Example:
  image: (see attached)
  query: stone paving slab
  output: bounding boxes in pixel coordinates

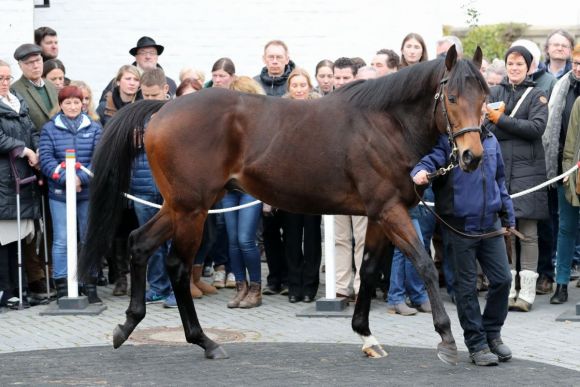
[0,343,579,387]
[1,267,579,375]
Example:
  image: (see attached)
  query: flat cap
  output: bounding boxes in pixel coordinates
[14,43,42,61]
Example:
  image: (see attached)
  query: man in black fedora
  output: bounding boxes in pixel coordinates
[99,36,176,102]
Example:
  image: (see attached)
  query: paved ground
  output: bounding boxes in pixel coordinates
[1,343,579,386]
[0,265,579,385]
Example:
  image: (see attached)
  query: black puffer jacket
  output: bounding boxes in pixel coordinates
[484,77,549,220]
[0,92,40,220]
[253,60,296,97]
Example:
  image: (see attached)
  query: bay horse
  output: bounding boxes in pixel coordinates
[79,46,488,365]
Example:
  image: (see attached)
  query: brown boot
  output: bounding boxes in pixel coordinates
[227,281,248,308]
[239,282,262,309]
[189,268,203,299]
[192,265,217,295]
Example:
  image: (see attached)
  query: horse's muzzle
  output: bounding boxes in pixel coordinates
[460,149,482,172]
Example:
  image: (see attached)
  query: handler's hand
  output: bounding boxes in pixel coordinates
[413,170,430,185]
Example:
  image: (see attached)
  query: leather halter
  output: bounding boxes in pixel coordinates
[433,76,481,152]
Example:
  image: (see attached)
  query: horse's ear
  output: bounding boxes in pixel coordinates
[472,46,483,69]
[445,45,457,71]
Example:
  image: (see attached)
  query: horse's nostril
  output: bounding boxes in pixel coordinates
[462,150,474,166]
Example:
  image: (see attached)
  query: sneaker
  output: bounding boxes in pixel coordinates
[387,303,418,316]
[225,273,236,288]
[145,290,167,304]
[469,348,499,366]
[163,292,178,308]
[213,270,226,288]
[202,265,213,278]
[262,285,281,295]
[279,285,289,296]
[488,338,512,362]
[414,300,432,313]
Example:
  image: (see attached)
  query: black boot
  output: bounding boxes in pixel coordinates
[54,278,68,302]
[83,278,103,305]
[550,284,568,304]
[112,238,129,296]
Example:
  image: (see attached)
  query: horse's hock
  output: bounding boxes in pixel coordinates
[128,327,260,346]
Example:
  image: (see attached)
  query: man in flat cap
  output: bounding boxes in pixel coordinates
[11,43,59,302]
[99,36,176,102]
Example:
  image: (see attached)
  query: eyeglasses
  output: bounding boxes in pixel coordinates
[266,55,285,61]
[550,43,571,49]
[137,50,158,56]
[0,76,14,83]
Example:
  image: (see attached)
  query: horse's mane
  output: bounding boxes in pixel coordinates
[333,58,489,111]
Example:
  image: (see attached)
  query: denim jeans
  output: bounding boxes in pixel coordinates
[194,200,230,271]
[442,220,511,353]
[222,191,262,283]
[555,185,579,285]
[387,213,428,305]
[134,194,171,296]
[49,199,89,279]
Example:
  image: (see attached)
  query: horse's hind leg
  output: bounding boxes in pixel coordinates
[379,204,458,365]
[166,211,228,360]
[113,207,172,349]
[352,221,392,358]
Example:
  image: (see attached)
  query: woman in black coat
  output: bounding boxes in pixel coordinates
[483,46,549,312]
[0,60,41,308]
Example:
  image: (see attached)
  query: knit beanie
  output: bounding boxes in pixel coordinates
[504,46,532,71]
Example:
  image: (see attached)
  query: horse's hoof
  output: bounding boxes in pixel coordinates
[113,325,129,349]
[205,345,229,360]
[437,342,458,365]
[363,345,388,358]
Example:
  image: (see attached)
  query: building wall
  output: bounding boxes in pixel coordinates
[1,0,34,77]
[32,0,445,95]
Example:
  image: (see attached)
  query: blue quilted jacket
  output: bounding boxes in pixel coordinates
[39,113,102,202]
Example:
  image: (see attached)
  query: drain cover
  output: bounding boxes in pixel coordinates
[129,327,259,345]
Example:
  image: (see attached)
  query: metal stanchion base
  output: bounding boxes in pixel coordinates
[555,302,580,322]
[39,296,107,316]
[295,297,352,318]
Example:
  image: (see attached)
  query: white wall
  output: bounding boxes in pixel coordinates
[1,0,34,78]
[33,0,445,95]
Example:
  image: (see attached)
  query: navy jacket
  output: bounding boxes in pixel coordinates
[39,113,102,202]
[411,132,515,233]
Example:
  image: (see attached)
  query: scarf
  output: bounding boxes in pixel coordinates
[60,113,83,133]
[542,71,573,180]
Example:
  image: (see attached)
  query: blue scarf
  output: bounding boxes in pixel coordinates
[61,113,83,133]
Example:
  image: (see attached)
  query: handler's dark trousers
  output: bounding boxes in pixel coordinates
[442,222,511,353]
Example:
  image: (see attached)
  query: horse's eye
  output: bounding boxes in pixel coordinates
[448,95,457,104]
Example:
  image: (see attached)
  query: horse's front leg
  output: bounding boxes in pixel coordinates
[352,221,392,358]
[379,204,458,365]
[167,211,228,360]
[113,208,172,349]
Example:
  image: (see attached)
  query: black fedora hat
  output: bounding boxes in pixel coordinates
[129,36,164,56]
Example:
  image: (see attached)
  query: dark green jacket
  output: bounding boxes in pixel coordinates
[11,76,58,132]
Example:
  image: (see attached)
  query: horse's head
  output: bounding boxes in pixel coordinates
[435,45,488,172]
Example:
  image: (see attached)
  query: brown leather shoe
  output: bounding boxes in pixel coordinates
[227,281,248,308]
[192,265,217,296]
[535,275,553,295]
[239,282,262,308]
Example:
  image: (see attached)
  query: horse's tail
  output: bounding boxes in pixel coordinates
[78,100,166,281]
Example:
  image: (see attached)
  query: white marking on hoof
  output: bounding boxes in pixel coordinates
[360,334,379,350]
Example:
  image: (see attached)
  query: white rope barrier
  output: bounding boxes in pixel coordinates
[72,163,580,212]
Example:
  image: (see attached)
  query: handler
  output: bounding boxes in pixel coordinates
[411,126,515,366]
